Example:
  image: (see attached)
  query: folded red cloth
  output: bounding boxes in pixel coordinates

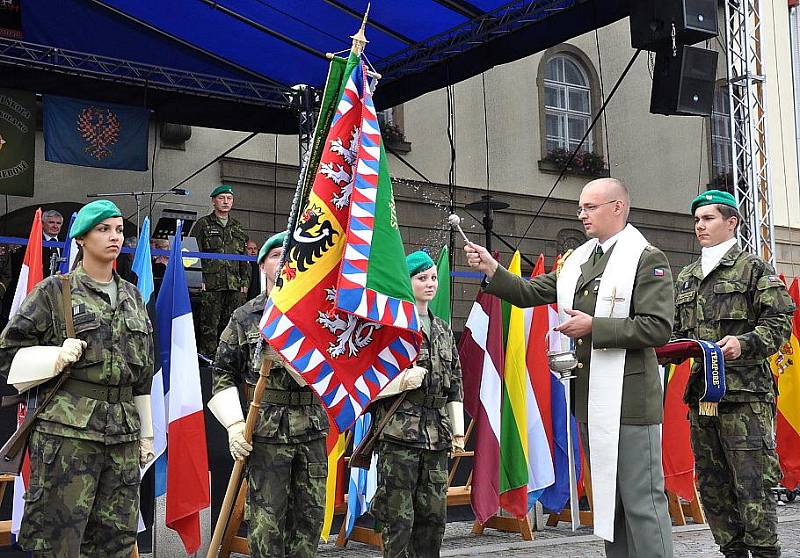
[655,340,705,360]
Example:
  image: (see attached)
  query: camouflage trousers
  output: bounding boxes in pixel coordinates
[20,430,139,557]
[372,441,449,558]
[245,437,327,558]
[689,402,782,558]
[198,289,245,357]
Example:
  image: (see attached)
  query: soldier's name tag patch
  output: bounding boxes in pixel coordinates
[72,303,86,316]
[653,268,665,277]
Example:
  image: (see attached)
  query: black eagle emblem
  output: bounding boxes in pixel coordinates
[282,205,338,280]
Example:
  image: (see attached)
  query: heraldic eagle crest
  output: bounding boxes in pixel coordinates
[76,106,121,160]
[282,204,338,280]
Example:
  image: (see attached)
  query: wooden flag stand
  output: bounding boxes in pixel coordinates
[0,473,15,546]
[666,488,706,525]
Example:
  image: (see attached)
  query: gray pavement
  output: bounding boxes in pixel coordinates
[317,501,800,557]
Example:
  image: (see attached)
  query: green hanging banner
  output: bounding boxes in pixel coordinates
[0,88,36,197]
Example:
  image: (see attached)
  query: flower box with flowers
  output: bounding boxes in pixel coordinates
[538,148,609,178]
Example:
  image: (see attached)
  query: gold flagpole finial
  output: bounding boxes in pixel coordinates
[350,3,370,55]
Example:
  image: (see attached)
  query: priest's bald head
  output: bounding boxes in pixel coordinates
[577,178,630,243]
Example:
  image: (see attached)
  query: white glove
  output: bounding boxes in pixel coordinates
[139,437,155,466]
[447,401,465,453]
[207,387,251,461]
[376,366,427,399]
[227,421,252,461]
[55,338,87,373]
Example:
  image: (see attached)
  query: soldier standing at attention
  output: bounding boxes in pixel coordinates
[0,200,155,557]
[208,231,329,558]
[191,184,250,358]
[465,178,674,558]
[672,190,794,558]
[370,250,464,558]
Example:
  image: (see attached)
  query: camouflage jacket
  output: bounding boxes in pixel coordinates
[673,244,795,404]
[0,265,154,444]
[190,212,250,291]
[374,312,463,451]
[212,292,328,444]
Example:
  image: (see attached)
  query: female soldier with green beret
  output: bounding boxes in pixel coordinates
[370,250,464,558]
[0,200,155,557]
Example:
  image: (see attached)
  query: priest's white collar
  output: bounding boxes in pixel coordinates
[598,227,625,253]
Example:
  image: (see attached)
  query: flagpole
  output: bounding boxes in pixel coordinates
[206,359,271,557]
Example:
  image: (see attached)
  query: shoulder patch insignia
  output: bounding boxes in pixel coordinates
[653,268,665,277]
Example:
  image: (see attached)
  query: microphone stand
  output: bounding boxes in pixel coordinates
[86,190,188,235]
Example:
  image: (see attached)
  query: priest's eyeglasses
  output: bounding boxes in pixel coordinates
[576,200,619,217]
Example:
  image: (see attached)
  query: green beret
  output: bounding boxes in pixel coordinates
[258,231,286,264]
[691,189,737,214]
[406,250,434,276]
[210,184,233,198]
[69,200,123,238]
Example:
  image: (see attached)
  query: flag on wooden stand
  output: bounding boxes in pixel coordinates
[460,290,504,524]
[8,208,43,537]
[770,278,800,490]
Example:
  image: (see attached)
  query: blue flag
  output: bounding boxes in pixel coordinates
[344,413,377,537]
[43,95,149,170]
[58,212,79,275]
[131,216,154,304]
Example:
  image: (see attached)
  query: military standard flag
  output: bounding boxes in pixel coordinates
[261,50,421,431]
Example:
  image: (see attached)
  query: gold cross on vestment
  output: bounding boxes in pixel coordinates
[602,287,626,316]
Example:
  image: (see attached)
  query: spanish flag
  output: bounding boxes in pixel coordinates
[770,278,800,490]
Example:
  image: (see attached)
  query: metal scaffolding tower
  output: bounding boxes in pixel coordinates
[724,0,776,264]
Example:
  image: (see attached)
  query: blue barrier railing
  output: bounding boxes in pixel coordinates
[0,236,487,279]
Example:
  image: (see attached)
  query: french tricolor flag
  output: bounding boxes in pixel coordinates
[9,208,44,537]
[155,220,209,554]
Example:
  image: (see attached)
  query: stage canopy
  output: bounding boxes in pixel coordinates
[0,0,629,133]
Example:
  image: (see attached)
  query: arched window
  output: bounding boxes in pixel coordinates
[543,54,593,154]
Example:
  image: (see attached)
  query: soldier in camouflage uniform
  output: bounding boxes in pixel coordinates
[370,250,464,558]
[0,200,154,557]
[673,190,795,558]
[208,231,329,558]
[191,184,251,357]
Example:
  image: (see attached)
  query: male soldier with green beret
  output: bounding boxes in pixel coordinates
[208,231,329,558]
[672,190,794,558]
[191,185,251,358]
[466,178,674,558]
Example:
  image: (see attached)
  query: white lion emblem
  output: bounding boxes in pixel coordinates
[317,287,381,358]
[320,126,359,209]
